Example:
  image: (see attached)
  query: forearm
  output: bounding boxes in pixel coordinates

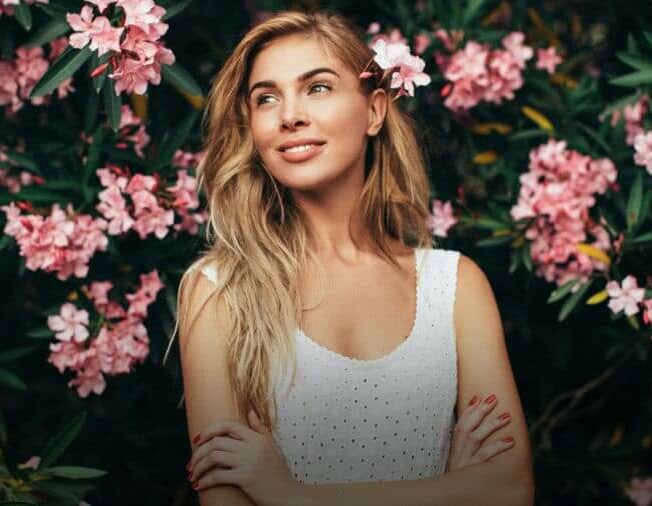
[292,460,533,506]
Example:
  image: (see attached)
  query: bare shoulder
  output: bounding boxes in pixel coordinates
[178,263,255,505]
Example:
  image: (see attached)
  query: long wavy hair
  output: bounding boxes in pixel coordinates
[164,10,435,435]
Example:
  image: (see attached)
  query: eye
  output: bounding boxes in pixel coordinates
[308,83,332,94]
[256,93,277,106]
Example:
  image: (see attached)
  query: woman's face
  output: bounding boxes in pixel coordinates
[247,33,384,192]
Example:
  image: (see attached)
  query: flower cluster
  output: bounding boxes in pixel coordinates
[66,0,175,95]
[1,202,109,281]
[436,32,535,111]
[607,94,649,146]
[0,37,74,114]
[426,199,458,238]
[47,270,163,397]
[0,0,47,17]
[95,160,206,239]
[624,476,652,506]
[510,139,618,289]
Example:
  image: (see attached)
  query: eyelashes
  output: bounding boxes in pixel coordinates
[255,82,333,106]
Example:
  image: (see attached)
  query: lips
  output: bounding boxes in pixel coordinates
[277,138,326,152]
[279,143,325,163]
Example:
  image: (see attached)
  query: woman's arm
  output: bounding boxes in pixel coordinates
[289,254,535,506]
[179,268,256,506]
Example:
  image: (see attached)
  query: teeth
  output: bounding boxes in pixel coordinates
[285,144,316,153]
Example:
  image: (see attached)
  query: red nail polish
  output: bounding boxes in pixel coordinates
[186,461,191,471]
[498,412,510,421]
[192,481,199,490]
[502,436,514,444]
[192,434,201,444]
[469,395,479,406]
[484,394,496,404]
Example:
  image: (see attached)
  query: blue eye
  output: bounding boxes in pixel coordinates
[256,94,276,106]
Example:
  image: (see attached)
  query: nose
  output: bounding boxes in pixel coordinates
[280,97,309,131]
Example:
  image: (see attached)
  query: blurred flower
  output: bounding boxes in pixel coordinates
[633,131,652,175]
[624,476,652,506]
[536,46,563,75]
[606,275,645,316]
[426,199,458,237]
[370,39,431,96]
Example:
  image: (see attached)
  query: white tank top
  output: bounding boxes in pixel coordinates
[197,247,460,485]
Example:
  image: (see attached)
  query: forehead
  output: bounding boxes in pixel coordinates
[248,33,348,85]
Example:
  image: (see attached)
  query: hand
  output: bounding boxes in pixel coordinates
[187,409,301,506]
[445,393,514,472]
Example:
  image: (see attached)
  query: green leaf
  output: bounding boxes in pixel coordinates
[630,230,652,244]
[39,466,108,479]
[600,91,642,119]
[26,326,54,339]
[0,235,12,252]
[509,248,522,274]
[609,69,652,87]
[5,151,38,171]
[35,0,81,18]
[558,279,593,322]
[84,126,105,185]
[91,51,110,94]
[476,235,513,247]
[38,412,87,470]
[521,244,533,272]
[548,279,578,303]
[626,172,644,230]
[14,2,33,31]
[161,62,202,97]
[0,367,26,390]
[473,216,509,230]
[162,0,193,20]
[24,17,70,48]
[30,45,92,98]
[644,31,652,49]
[576,122,611,154]
[103,77,121,133]
[616,51,652,71]
[0,346,36,363]
[508,129,550,142]
[462,0,488,25]
[2,187,64,204]
[153,109,199,169]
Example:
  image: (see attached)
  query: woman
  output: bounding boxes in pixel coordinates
[168,10,534,506]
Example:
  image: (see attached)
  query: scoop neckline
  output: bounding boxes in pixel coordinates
[295,247,423,367]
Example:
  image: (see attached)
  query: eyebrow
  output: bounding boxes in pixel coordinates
[247,67,340,99]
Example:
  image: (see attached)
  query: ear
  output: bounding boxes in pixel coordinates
[366,88,388,137]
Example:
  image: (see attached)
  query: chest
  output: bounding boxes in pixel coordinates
[297,251,417,362]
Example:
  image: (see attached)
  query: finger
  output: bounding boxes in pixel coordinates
[190,436,242,469]
[471,411,511,443]
[193,419,252,446]
[190,449,240,483]
[471,437,515,463]
[455,394,498,436]
[248,409,270,434]
[192,467,241,491]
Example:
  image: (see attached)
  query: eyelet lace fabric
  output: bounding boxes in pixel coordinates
[196,247,461,485]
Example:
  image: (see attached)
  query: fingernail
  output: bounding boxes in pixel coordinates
[192,481,199,490]
[186,461,192,471]
[192,434,201,444]
[484,394,496,404]
[502,436,514,444]
[469,395,479,406]
[498,412,510,421]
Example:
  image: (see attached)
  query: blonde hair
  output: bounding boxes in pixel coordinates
[164,10,435,434]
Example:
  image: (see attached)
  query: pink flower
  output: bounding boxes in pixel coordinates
[625,477,652,506]
[413,33,431,55]
[367,22,381,35]
[47,303,90,343]
[66,6,124,57]
[370,39,431,96]
[18,455,41,470]
[606,275,646,316]
[426,199,458,237]
[633,131,652,176]
[536,46,563,75]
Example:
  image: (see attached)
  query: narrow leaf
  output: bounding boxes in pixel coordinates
[103,78,121,133]
[0,346,36,363]
[153,109,198,169]
[25,17,69,48]
[626,172,643,230]
[631,230,652,244]
[38,412,87,470]
[161,62,202,97]
[558,279,593,322]
[609,69,652,87]
[30,46,92,98]
[162,0,193,20]
[14,2,33,31]
[548,279,578,303]
[0,368,27,390]
[616,51,652,71]
[39,466,108,479]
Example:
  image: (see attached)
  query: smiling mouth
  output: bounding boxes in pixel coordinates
[277,142,326,162]
[282,144,320,153]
